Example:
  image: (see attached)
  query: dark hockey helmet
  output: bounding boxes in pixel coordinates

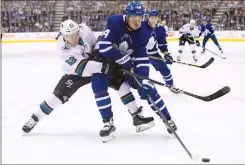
[148,9,160,16]
[125,1,145,17]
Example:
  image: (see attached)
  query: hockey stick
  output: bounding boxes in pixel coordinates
[149,55,214,69]
[186,37,225,59]
[121,69,230,102]
[185,36,225,59]
[133,77,203,161]
[201,46,226,59]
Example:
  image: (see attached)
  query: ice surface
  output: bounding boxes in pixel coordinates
[2,41,245,164]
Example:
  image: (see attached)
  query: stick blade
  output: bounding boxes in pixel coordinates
[202,86,231,101]
[200,57,214,68]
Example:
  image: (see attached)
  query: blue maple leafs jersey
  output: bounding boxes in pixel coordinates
[141,21,168,56]
[199,23,215,36]
[98,14,150,77]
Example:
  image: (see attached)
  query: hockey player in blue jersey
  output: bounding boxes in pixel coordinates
[92,1,177,142]
[141,9,180,94]
[199,20,223,54]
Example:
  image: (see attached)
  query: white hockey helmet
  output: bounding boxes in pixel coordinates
[162,20,166,26]
[60,19,79,40]
[190,19,196,28]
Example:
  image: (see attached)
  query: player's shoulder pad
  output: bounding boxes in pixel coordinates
[157,23,166,31]
[138,28,150,45]
[79,23,92,31]
[157,23,163,27]
[107,14,125,30]
[141,20,148,26]
[207,23,212,28]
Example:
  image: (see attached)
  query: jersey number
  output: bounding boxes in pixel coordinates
[65,56,77,66]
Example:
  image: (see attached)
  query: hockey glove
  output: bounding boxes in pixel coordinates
[182,34,189,41]
[101,59,122,76]
[137,80,155,100]
[195,40,200,47]
[164,53,173,65]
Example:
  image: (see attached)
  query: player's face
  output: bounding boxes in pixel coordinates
[65,31,79,46]
[128,16,143,30]
[149,16,159,27]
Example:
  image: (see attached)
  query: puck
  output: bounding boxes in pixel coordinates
[202,158,210,162]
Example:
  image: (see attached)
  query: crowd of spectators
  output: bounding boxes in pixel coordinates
[1,0,55,33]
[216,1,245,30]
[63,1,218,31]
[1,0,245,32]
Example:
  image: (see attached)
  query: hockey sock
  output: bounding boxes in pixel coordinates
[117,82,138,114]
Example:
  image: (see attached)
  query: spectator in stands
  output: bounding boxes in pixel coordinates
[2,0,244,32]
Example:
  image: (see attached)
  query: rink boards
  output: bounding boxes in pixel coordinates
[2,31,245,43]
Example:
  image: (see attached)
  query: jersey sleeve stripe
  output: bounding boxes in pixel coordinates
[136,64,150,68]
[134,57,149,61]
[98,41,112,44]
[99,46,113,53]
[75,59,87,75]
[147,50,158,54]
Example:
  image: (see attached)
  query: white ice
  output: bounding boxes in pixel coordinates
[2,41,245,164]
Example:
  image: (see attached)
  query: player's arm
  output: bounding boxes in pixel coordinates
[179,24,187,35]
[58,45,118,77]
[85,30,98,55]
[199,25,205,37]
[158,27,168,55]
[134,44,150,77]
[98,17,123,61]
[64,53,120,77]
[157,27,173,64]
[207,24,214,35]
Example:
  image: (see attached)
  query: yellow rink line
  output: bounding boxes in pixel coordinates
[1,38,245,43]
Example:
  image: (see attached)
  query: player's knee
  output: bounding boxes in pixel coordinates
[92,73,110,92]
[53,90,70,104]
[109,71,124,91]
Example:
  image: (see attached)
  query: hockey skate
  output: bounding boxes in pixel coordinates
[131,106,155,132]
[165,119,177,134]
[219,48,223,54]
[100,117,116,143]
[193,55,198,62]
[201,49,205,54]
[22,113,39,133]
[169,86,182,94]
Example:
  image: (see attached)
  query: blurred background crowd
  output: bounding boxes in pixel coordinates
[1,0,245,33]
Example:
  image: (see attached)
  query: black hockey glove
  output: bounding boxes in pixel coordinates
[164,53,173,65]
[101,59,122,76]
[182,34,189,41]
[196,40,200,47]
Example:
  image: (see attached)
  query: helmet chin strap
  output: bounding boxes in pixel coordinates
[127,23,136,31]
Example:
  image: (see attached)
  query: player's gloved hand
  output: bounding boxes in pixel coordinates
[196,40,200,47]
[101,59,122,76]
[164,53,173,65]
[182,34,189,41]
[137,80,155,100]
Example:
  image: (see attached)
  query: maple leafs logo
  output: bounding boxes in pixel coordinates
[113,41,133,55]
[146,36,157,50]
